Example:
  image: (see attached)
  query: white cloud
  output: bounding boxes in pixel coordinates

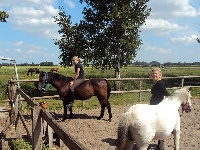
[143,19,186,30]
[172,0,200,17]
[15,41,24,46]
[64,0,75,8]
[171,35,199,45]
[14,48,22,52]
[145,46,172,54]
[147,0,200,19]
[141,19,188,35]
[10,7,45,17]
[27,49,38,54]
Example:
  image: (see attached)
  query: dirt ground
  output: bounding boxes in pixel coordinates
[0,99,199,150]
[55,98,200,150]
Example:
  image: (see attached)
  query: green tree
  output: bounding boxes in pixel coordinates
[0,11,9,22]
[53,7,88,67]
[54,1,151,76]
[79,0,150,73]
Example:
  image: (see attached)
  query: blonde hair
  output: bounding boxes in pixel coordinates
[151,67,162,77]
[71,56,80,61]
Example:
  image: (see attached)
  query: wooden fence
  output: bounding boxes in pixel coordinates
[1,86,87,150]
[9,75,200,102]
[1,76,200,150]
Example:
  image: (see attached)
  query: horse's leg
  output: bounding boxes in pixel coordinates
[106,102,112,122]
[97,103,105,120]
[62,98,68,120]
[69,107,73,118]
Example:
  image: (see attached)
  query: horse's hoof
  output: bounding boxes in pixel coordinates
[66,102,73,109]
[97,116,102,120]
[62,118,67,121]
[108,118,111,122]
[69,113,74,119]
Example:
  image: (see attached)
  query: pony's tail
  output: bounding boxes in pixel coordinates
[116,113,130,150]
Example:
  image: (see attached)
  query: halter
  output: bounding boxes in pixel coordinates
[38,72,50,91]
[181,98,192,113]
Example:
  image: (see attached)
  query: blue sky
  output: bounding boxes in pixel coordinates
[0,0,200,64]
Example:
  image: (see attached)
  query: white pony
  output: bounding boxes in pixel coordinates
[116,87,192,150]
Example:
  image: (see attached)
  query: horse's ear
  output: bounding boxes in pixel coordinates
[184,86,192,91]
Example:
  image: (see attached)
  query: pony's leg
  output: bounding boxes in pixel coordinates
[125,140,134,150]
[137,145,149,150]
[173,129,180,150]
[106,102,112,122]
[97,103,105,120]
[173,116,180,150]
[159,140,165,150]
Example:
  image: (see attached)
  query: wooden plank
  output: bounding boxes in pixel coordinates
[47,125,53,148]
[15,113,21,139]
[0,117,11,138]
[41,110,87,150]
[18,88,35,107]
[18,111,32,141]
[32,106,43,150]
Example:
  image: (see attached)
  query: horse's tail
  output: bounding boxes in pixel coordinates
[116,113,130,150]
[105,79,111,100]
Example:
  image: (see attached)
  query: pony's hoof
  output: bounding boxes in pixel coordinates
[108,118,112,122]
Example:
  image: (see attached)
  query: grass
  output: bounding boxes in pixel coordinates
[0,65,200,149]
[1,65,200,105]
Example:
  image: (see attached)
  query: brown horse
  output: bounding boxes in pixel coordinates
[37,71,112,121]
[50,68,59,73]
[27,68,40,76]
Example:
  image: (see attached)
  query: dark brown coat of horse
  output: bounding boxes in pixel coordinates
[27,68,40,76]
[37,71,112,121]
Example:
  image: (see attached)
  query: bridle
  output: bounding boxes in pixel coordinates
[181,98,192,113]
[38,72,49,91]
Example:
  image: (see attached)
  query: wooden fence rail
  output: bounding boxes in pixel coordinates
[1,87,87,150]
[1,76,200,150]
[8,75,200,102]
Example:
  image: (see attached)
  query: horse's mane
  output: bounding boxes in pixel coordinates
[48,72,73,82]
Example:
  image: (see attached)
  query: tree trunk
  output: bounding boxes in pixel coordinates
[114,50,121,91]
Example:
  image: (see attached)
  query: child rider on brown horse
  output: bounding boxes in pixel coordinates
[66,56,85,108]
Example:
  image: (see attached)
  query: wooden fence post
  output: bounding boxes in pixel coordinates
[32,106,43,150]
[139,80,142,102]
[181,77,185,87]
[47,124,53,148]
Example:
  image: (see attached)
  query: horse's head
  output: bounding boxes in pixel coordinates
[179,86,192,113]
[37,71,48,91]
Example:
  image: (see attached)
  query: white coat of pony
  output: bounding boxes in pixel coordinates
[116,87,192,150]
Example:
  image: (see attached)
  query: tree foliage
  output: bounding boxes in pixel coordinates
[53,7,88,67]
[53,0,151,70]
[0,11,9,22]
[197,38,200,43]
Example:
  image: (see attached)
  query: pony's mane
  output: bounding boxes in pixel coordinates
[162,87,190,103]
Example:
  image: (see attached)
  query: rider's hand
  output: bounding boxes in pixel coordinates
[70,81,74,86]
